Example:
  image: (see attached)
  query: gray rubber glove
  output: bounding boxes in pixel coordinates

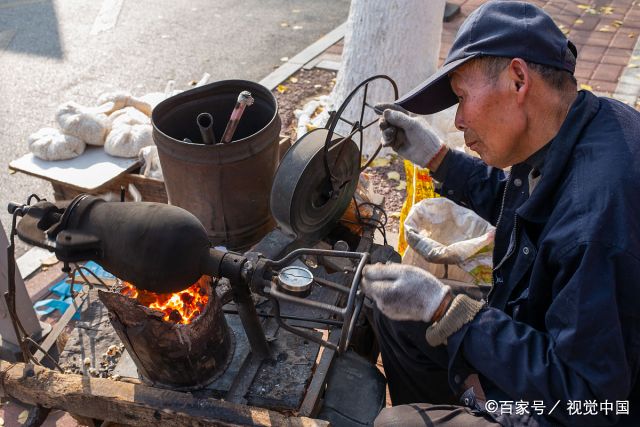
[376,103,444,168]
[361,263,451,323]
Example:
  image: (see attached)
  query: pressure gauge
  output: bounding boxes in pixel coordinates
[277,266,314,297]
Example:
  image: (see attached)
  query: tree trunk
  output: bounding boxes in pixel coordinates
[331,0,446,157]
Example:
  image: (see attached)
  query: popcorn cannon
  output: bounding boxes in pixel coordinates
[2,76,399,426]
[9,194,367,360]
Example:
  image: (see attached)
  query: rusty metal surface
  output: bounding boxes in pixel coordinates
[111,309,321,411]
[99,280,234,391]
[246,327,322,411]
[152,80,281,251]
[223,314,279,404]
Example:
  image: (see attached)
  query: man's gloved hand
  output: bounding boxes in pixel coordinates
[362,262,487,346]
[375,103,444,168]
[361,263,451,323]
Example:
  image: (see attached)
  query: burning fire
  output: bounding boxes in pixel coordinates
[120,276,210,324]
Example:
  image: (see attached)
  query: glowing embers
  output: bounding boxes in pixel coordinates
[119,276,209,324]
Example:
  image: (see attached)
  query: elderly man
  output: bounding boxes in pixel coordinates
[366,1,640,426]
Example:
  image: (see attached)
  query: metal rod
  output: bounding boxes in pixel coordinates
[222,308,342,327]
[266,284,345,316]
[359,82,369,127]
[337,116,355,126]
[197,112,216,145]
[6,210,34,364]
[31,292,87,365]
[267,248,365,269]
[268,297,338,351]
[221,91,254,143]
[343,291,365,353]
[232,287,271,358]
[361,117,379,131]
[313,276,350,294]
[221,253,272,360]
[338,252,369,352]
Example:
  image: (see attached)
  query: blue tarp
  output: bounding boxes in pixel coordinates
[34,261,114,319]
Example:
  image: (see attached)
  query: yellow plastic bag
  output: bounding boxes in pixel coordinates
[397,160,439,255]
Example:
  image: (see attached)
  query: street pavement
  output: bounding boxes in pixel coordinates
[0,0,350,256]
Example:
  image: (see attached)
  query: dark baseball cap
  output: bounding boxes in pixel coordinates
[396,0,578,115]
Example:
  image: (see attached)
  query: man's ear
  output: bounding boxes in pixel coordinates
[508,58,530,102]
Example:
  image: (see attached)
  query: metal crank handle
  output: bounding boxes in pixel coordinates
[374,105,400,148]
[378,121,398,147]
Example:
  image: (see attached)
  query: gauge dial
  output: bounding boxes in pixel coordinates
[277,266,314,296]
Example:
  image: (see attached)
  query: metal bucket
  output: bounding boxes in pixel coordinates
[152,80,281,250]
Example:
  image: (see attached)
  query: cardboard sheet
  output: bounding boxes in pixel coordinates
[9,147,140,190]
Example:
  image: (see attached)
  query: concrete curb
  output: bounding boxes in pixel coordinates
[259,22,346,90]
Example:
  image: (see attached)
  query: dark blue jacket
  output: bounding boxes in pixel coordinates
[431,91,640,426]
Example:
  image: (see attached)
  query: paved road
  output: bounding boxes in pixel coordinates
[0,0,349,256]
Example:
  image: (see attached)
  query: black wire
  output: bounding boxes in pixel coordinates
[350,196,388,245]
[26,194,42,205]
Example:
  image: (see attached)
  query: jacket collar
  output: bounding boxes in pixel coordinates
[524,141,551,173]
[516,90,601,223]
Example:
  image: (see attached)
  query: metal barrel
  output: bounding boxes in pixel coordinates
[152,80,281,251]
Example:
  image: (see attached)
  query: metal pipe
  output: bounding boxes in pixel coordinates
[265,284,345,316]
[268,297,338,351]
[221,91,254,143]
[214,251,271,360]
[313,276,351,294]
[266,248,365,269]
[230,278,271,359]
[222,308,343,327]
[197,112,216,145]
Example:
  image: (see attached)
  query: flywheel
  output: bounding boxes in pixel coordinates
[270,128,359,243]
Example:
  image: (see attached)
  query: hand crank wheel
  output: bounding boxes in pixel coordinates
[324,75,399,176]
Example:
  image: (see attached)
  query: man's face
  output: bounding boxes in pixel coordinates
[449,62,525,168]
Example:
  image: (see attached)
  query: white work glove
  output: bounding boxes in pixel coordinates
[362,262,486,346]
[361,263,451,323]
[376,103,444,168]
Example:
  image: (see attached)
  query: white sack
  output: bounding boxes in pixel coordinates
[27,127,86,161]
[55,101,110,146]
[403,198,495,286]
[108,107,150,127]
[104,124,153,158]
[97,91,152,116]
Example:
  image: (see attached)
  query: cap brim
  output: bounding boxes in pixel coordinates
[395,55,479,115]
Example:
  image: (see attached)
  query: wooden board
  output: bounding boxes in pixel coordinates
[0,361,329,427]
[9,147,139,191]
